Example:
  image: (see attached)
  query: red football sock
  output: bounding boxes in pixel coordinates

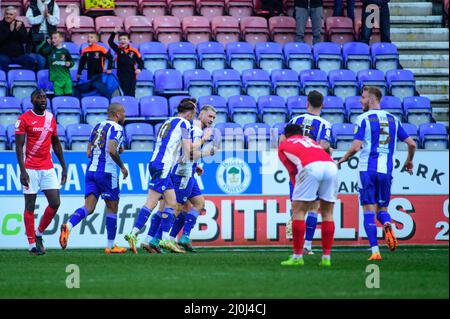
[38,206,58,234]
[292,220,306,255]
[321,221,335,256]
[24,210,36,244]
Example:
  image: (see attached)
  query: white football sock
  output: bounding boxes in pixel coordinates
[293,254,303,259]
[371,246,380,254]
[107,240,114,249]
[131,227,140,236]
[304,240,312,249]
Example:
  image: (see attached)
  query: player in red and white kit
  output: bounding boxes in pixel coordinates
[278,124,338,267]
[15,89,67,255]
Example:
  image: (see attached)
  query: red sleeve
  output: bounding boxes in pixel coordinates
[52,117,57,136]
[278,141,298,185]
[15,115,26,135]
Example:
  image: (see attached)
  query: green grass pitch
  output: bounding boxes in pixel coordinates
[0,246,448,299]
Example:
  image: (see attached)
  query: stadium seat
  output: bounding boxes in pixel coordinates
[0,124,7,150]
[197,0,226,19]
[243,122,271,150]
[287,95,308,117]
[397,123,419,151]
[214,122,244,150]
[342,42,371,74]
[258,95,287,127]
[211,16,240,46]
[228,95,258,126]
[419,123,449,150]
[300,69,329,97]
[268,16,296,45]
[325,16,355,44]
[22,96,51,112]
[111,96,140,118]
[168,42,198,74]
[403,96,433,126]
[357,69,387,96]
[304,18,325,45]
[313,42,342,74]
[271,69,301,101]
[124,16,153,45]
[182,16,211,45]
[241,69,272,101]
[52,96,82,126]
[71,69,88,83]
[125,122,155,150]
[56,124,67,150]
[198,95,228,122]
[386,69,416,101]
[226,42,255,74]
[95,16,125,44]
[345,96,363,123]
[114,0,139,18]
[81,96,109,126]
[270,122,287,148]
[0,97,21,128]
[283,42,313,74]
[139,42,169,73]
[332,123,355,150]
[168,0,196,19]
[380,96,404,121]
[197,42,227,74]
[371,42,399,74]
[62,42,80,71]
[0,71,7,97]
[140,0,167,20]
[255,42,284,73]
[328,69,358,101]
[6,124,16,150]
[240,16,269,46]
[66,123,93,151]
[153,16,183,46]
[226,0,254,18]
[169,95,193,116]
[140,96,169,121]
[154,69,184,94]
[322,96,345,124]
[7,70,38,101]
[37,69,54,92]
[67,16,95,46]
[134,70,154,100]
[212,69,242,100]
[183,69,213,99]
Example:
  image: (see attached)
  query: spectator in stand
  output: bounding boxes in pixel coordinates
[26,0,60,70]
[260,0,284,17]
[77,33,113,81]
[0,6,36,71]
[294,0,323,44]
[360,0,391,44]
[333,0,355,22]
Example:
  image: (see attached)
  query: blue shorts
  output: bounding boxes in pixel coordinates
[172,174,202,204]
[358,171,393,207]
[85,171,120,201]
[149,163,173,194]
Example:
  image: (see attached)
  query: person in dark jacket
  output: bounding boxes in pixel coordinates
[360,0,391,44]
[77,33,113,81]
[295,0,323,44]
[0,7,36,71]
[108,26,144,97]
[333,0,355,21]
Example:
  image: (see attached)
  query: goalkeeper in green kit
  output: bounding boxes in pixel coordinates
[37,31,74,96]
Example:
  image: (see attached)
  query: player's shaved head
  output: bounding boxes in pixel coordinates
[284,124,303,138]
[108,103,125,125]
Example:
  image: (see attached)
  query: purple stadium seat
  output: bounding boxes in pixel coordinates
[313,42,342,73]
[328,69,358,101]
[6,123,16,149]
[386,69,416,100]
[332,123,355,150]
[154,69,184,93]
[0,70,7,96]
[140,96,169,119]
[241,69,272,100]
[345,95,363,123]
[283,42,313,73]
[52,96,81,126]
[403,96,432,126]
[380,95,404,120]
[342,42,371,73]
[62,42,80,67]
[198,95,228,122]
[211,16,240,46]
[135,69,154,99]
[397,123,419,150]
[254,42,283,73]
[183,69,213,99]
[125,122,155,150]
[300,69,329,97]
[287,95,307,117]
[168,42,198,73]
[270,122,287,148]
[7,69,38,101]
[258,95,287,127]
[228,95,258,126]
[271,69,300,101]
[357,69,387,96]
[0,97,21,128]
[243,122,271,150]
[0,124,6,150]
[371,42,399,73]
[81,96,109,126]
[37,69,54,92]
[322,96,345,123]
[212,69,242,100]
[226,42,255,74]
[139,42,169,73]
[214,121,244,150]
[419,123,449,150]
[169,95,193,116]
[56,123,67,149]
[111,96,140,117]
[197,42,226,73]
[65,123,93,150]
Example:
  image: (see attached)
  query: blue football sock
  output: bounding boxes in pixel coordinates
[170,213,186,239]
[161,208,174,240]
[106,213,117,248]
[147,212,162,238]
[364,212,378,248]
[376,211,392,226]
[155,224,163,240]
[305,212,318,241]
[134,206,152,230]
[68,206,88,229]
[183,208,200,237]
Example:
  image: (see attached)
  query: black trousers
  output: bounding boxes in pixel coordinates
[119,75,137,97]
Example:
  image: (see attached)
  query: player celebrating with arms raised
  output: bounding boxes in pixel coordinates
[278,124,338,267]
[338,87,417,260]
[59,103,128,253]
[15,89,67,255]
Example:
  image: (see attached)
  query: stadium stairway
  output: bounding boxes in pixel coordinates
[390,0,449,126]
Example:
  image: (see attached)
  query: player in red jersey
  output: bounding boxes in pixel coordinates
[278,124,338,267]
[15,89,67,256]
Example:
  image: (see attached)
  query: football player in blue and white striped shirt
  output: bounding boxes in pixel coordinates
[338,87,416,261]
[60,103,128,253]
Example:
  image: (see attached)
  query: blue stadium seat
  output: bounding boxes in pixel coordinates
[135,70,154,100]
[0,97,21,128]
[255,42,284,73]
[328,69,358,101]
[198,95,228,123]
[386,69,416,101]
[214,122,244,150]
[241,69,272,100]
[0,71,7,96]
[332,123,355,150]
[6,124,16,150]
[111,96,140,118]
[226,42,255,74]
[243,122,271,151]
[271,122,287,148]
[169,95,193,116]
[403,96,432,126]
[313,42,342,74]
[287,95,308,117]
[371,42,399,74]
[139,42,169,73]
[228,95,258,127]
[154,69,184,94]
[357,69,387,96]
[397,123,419,151]
[168,42,198,74]
[7,70,38,101]
[271,69,300,101]
[258,95,288,127]
[125,123,155,150]
[62,42,81,71]
[300,69,329,97]
[183,69,213,99]
[283,42,313,73]
[140,96,169,120]
[345,96,363,123]
[197,42,226,74]
[56,124,67,150]
[0,124,7,150]
[380,96,404,121]
[212,69,242,100]
[342,42,371,74]
[52,96,82,126]
[37,69,54,92]
[322,96,346,124]
[66,123,93,151]
[419,123,449,150]
[81,96,109,126]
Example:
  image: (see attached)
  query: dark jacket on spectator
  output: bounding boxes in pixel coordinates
[295,0,323,8]
[0,19,29,57]
[362,0,390,5]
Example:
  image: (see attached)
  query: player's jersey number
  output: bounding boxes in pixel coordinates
[159,122,172,139]
[299,124,315,139]
[92,128,107,149]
